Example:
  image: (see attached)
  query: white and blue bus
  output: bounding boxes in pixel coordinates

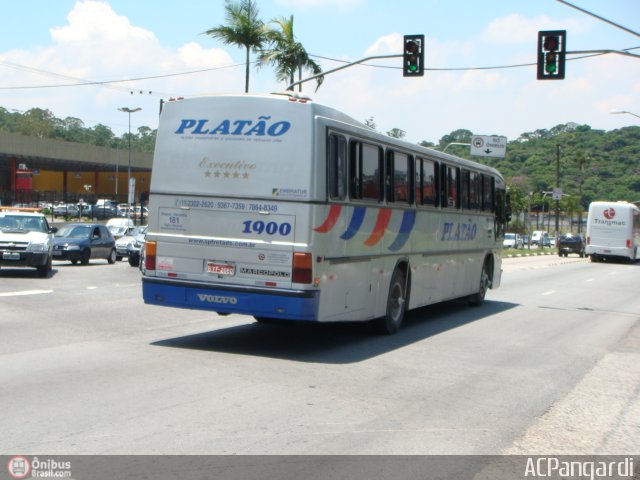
[142,93,509,334]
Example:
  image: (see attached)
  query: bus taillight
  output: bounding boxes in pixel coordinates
[292,252,312,284]
[145,241,157,270]
[627,239,632,248]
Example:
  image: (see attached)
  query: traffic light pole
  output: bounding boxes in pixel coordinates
[287,54,402,91]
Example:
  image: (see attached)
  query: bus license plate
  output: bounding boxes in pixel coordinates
[207,262,235,276]
[2,252,20,260]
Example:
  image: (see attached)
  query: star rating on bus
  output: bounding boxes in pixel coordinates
[204,170,251,180]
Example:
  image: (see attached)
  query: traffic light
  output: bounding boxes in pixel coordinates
[403,34,424,77]
[537,30,566,80]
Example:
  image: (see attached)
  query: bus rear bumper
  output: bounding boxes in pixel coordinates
[142,278,320,321]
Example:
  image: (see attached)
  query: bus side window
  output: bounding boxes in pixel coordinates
[443,165,459,209]
[470,172,481,210]
[460,169,470,210]
[414,158,423,205]
[417,158,438,206]
[328,133,347,200]
[387,150,410,204]
[482,174,494,212]
[495,187,509,237]
[350,141,382,202]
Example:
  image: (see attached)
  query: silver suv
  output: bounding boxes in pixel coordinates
[0,209,56,277]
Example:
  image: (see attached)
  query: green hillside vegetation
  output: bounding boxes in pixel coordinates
[2,107,638,215]
[421,124,640,223]
[0,106,156,153]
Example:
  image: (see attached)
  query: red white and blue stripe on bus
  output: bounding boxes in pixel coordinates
[313,205,415,252]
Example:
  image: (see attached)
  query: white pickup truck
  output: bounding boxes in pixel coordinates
[0,208,56,277]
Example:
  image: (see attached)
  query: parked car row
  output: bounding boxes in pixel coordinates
[48,201,148,220]
[502,230,586,258]
[1,207,148,277]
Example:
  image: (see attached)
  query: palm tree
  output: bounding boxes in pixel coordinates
[259,16,323,92]
[204,0,267,93]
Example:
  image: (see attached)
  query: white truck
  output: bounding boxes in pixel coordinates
[585,201,640,262]
[0,208,56,277]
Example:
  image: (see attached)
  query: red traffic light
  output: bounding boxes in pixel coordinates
[405,40,419,55]
[543,35,559,51]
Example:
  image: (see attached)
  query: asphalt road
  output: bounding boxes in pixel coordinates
[0,254,638,455]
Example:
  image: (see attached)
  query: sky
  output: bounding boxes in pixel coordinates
[0,0,638,144]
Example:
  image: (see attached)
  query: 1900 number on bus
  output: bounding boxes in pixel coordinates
[242,220,292,236]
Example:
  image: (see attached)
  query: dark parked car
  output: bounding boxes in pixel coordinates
[52,224,117,265]
[90,205,119,220]
[53,204,79,217]
[558,233,586,257]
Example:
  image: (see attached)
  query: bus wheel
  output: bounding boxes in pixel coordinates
[374,268,406,335]
[468,260,490,307]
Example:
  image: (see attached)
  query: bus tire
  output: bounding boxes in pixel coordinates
[373,268,407,335]
[468,259,490,307]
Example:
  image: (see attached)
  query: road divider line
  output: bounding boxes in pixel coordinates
[0,289,54,297]
[542,290,556,296]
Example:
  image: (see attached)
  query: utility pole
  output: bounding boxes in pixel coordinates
[555,144,561,235]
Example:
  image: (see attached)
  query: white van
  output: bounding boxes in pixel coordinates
[531,230,547,246]
[503,233,522,249]
[586,201,640,262]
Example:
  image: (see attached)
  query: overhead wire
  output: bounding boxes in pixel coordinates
[0,45,638,93]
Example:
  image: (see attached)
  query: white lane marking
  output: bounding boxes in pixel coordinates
[542,290,556,296]
[586,278,595,283]
[0,289,54,297]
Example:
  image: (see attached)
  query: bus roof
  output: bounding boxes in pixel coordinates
[162,92,504,182]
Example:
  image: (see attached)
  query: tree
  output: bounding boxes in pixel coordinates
[204,0,267,93]
[364,117,377,131]
[259,15,323,92]
[438,129,473,149]
[16,108,55,138]
[387,128,406,139]
[90,124,115,147]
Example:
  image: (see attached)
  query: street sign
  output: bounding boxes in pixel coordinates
[470,135,507,158]
[552,188,563,201]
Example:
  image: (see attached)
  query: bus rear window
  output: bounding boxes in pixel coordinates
[328,134,347,200]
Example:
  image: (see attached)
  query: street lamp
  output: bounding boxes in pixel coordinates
[118,107,141,223]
